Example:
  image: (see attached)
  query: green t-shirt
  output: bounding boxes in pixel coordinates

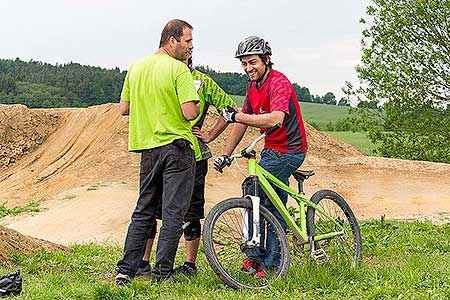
[121,54,199,151]
[191,69,236,160]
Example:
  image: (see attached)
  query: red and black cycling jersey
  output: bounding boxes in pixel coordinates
[242,69,308,154]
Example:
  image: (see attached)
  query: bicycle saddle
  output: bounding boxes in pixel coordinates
[292,170,315,182]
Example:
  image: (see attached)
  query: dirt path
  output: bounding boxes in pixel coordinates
[3,158,450,246]
[1,104,450,246]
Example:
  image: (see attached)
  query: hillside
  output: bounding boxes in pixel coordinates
[1,104,449,245]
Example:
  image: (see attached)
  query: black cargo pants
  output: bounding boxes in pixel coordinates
[116,139,195,278]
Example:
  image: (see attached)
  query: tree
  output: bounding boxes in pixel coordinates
[312,95,323,104]
[357,100,378,109]
[0,74,17,95]
[338,97,350,106]
[323,92,337,105]
[292,83,312,102]
[0,58,126,108]
[349,0,450,163]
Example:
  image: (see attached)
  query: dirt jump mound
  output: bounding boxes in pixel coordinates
[0,225,66,262]
[0,104,61,169]
[0,103,449,245]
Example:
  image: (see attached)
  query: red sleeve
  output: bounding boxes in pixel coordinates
[241,95,253,113]
[268,77,291,114]
[241,81,254,113]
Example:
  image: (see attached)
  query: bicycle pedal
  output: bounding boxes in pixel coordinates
[310,249,329,264]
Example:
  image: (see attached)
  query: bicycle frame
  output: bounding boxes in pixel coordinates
[245,157,345,245]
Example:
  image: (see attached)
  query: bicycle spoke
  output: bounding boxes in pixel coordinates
[205,200,289,289]
[311,197,358,265]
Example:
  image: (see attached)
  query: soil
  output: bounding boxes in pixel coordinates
[0,104,60,169]
[0,225,67,262]
[1,103,450,247]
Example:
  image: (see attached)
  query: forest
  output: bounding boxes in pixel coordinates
[0,58,345,108]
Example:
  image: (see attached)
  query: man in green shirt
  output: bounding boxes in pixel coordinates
[115,19,200,285]
[136,57,237,278]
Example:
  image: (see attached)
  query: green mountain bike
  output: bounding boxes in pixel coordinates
[203,125,362,289]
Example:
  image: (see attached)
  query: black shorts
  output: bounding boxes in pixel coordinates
[155,159,208,221]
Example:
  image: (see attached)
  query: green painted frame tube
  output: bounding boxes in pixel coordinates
[254,164,344,240]
[248,159,257,176]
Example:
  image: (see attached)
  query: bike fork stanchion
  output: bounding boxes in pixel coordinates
[242,195,261,248]
[241,208,249,243]
[240,175,262,249]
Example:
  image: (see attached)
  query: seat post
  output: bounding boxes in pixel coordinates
[298,180,304,194]
[293,170,315,194]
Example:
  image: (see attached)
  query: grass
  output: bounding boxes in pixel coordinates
[230,94,245,106]
[325,131,379,156]
[299,102,351,130]
[87,185,99,191]
[1,220,450,299]
[0,201,42,219]
[62,195,78,200]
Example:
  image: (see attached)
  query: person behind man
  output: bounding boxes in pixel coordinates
[114,19,200,285]
[215,36,308,278]
[135,56,237,277]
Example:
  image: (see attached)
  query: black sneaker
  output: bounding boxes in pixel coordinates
[173,264,197,277]
[150,270,177,283]
[135,264,152,278]
[115,273,132,286]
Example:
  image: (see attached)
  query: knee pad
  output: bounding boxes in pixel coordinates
[183,219,201,241]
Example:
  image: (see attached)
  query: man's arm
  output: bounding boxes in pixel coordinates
[193,105,239,143]
[119,100,130,116]
[235,110,284,128]
[193,117,227,143]
[223,122,248,156]
[181,101,200,121]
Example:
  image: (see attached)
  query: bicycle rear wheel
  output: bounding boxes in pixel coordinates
[203,197,290,289]
[306,190,362,267]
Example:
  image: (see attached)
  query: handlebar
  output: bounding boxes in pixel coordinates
[230,123,281,160]
[264,123,282,136]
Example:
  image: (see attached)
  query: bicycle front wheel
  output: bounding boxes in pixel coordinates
[203,197,290,289]
[306,190,362,267]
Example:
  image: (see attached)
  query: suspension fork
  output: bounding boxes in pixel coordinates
[241,159,261,248]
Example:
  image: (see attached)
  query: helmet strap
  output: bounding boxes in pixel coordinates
[256,58,270,86]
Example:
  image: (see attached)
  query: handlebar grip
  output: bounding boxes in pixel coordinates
[264,123,282,136]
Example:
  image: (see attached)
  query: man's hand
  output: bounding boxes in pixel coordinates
[241,148,256,159]
[213,155,233,173]
[119,100,130,116]
[221,106,238,123]
[192,126,212,143]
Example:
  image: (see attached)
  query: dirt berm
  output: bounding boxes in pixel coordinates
[0,225,67,262]
[1,103,450,245]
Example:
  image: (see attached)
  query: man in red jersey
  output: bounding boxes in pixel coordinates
[214,36,308,278]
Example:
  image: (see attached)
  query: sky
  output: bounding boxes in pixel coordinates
[1,0,371,100]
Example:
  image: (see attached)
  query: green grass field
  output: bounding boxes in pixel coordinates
[2,220,450,299]
[299,102,351,130]
[325,131,379,156]
[230,94,245,106]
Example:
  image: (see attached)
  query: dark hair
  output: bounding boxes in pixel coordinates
[259,55,273,68]
[159,19,193,48]
[187,57,194,71]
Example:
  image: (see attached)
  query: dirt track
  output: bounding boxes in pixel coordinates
[1,104,450,246]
